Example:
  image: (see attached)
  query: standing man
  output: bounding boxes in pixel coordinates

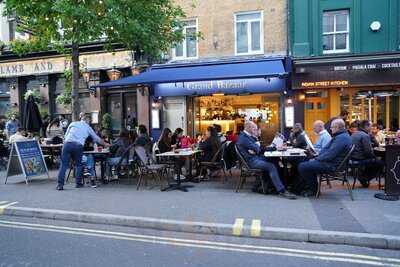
[236,121,296,199]
[298,119,352,196]
[313,120,332,153]
[325,110,349,135]
[5,114,19,139]
[57,113,110,190]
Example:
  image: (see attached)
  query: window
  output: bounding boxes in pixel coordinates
[235,11,263,55]
[322,10,349,54]
[173,19,198,59]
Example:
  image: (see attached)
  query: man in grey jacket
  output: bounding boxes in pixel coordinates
[351,120,384,187]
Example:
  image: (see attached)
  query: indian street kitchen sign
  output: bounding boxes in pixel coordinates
[0,51,132,78]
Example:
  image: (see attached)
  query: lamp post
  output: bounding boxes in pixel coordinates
[107,66,122,81]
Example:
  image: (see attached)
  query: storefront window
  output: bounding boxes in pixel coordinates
[54,77,71,115]
[78,92,91,114]
[108,94,122,131]
[0,81,10,119]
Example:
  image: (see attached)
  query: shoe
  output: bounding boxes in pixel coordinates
[174,174,186,180]
[56,185,64,191]
[359,178,370,188]
[90,179,97,188]
[75,183,84,188]
[279,190,297,200]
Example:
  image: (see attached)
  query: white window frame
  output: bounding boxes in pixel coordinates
[322,10,350,54]
[172,18,198,60]
[234,10,264,56]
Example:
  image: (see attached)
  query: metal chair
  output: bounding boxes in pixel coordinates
[134,146,168,190]
[234,145,266,193]
[317,145,355,200]
[197,142,229,182]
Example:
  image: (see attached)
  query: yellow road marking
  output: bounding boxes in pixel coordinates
[251,219,261,237]
[0,202,18,215]
[232,218,244,236]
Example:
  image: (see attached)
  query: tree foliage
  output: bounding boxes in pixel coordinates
[4,0,186,57]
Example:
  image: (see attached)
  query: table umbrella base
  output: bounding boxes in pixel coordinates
[374,193,399,201]
[161,183,194,192]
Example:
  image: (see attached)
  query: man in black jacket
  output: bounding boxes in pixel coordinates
[351,120,384,187]
[325,110,349,135]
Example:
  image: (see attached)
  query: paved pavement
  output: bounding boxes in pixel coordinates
[1,169,399,238]
[1,216,399,267]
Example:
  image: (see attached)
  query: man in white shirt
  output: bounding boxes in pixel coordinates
[57,113,110,191]
[9,128,29,144]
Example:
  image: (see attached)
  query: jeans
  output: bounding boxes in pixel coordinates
[298,160,335,192]
[57,142,83,186]
[248,158,285,193]
[354,158,384,181]
[82,154,95,177]
[106,157,122,177]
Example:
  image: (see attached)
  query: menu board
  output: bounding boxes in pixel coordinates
[6,140,49,184]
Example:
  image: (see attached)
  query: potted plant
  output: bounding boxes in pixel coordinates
[101,113,113,138]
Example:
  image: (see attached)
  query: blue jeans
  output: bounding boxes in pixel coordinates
[82,154,95,177]
[248,158,285,193]
[57,142,83,186]
[106,157,122,177]
[298,160,335,192]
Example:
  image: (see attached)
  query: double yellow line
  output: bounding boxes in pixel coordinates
[0,201,18,215]
[233,218,261,237]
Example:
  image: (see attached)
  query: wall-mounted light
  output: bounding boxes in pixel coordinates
[370,21,381,32]
[89,87,97,97]
[82,68,91,84]
[10,85,16,90]
[40,83,47,87]
[107,66,122,81]
[286,98,293,105]
[12,102,18,107]
[131,60,140,76]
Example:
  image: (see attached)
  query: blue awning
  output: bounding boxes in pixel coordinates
[96,57,288,88]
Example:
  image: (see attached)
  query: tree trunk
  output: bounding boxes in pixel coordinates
[71,42,80,121]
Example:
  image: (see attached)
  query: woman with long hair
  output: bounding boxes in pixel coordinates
[199,126,221,162]
[157,128,172,153]
[106,129,131,179]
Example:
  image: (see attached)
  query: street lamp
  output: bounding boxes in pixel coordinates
[82,68,91,84]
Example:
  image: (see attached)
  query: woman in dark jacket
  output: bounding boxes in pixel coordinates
[171,128,184,148]
[199,126,221,162]
[157,128,173,153]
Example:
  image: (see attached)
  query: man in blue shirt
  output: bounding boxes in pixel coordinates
[298,119,352,196]
[313,120,332,153]
[5,115,19,138]
[57,113,110,190]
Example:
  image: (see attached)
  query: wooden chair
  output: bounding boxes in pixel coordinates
[234,145,266,193]
[317,145,355,200]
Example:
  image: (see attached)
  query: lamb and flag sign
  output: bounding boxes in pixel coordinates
[5,140,50,184]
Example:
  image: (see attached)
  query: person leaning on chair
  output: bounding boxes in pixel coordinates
[298,119,352,197]
[351,120,384,188]
[56,113,110,191]
[236,121,297,200]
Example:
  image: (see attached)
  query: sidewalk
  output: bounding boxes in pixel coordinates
[1,169,399,238]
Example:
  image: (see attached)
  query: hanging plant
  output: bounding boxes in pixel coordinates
[24,89,43,103]
[102,113,113,130]
[56,69,72,107]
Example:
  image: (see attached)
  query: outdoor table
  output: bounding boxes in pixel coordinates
[156,149,202,192]
[83,149,111,182]
[40,143,63,167]
[264,148,307,185]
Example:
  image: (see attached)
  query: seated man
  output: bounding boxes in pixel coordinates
[9,128,28,144]
[298,119,352,196]
[236,121,296,199]
[313,120,331,153]
[288,123,308,149]
[351,120,384,187]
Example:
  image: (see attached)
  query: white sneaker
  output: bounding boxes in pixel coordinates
[173,174,186,181]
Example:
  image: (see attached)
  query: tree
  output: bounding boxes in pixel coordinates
[4,0,186,120]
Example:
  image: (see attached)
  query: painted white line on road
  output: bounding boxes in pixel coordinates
[0,201,9,205]
[0,219,399,266]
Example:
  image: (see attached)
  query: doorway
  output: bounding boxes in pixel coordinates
[107,92,137,132]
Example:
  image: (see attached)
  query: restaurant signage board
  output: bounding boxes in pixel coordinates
[153,78,285,97]
[385,145,400,196]
[5,140,49,184]
[0,51,132,78]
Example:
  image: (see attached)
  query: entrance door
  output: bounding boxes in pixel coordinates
[304,97,329,142]
[163,97,186,133]
[107,92,137,132]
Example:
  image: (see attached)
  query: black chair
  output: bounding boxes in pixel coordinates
[197,142,229,182]
[317,145,355,200]
[234,145,266,193]
[0,140,9,170]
